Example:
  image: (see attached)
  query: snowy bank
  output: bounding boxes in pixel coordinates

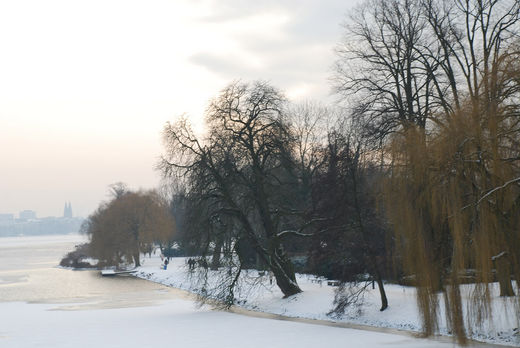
[135,255,520,347]
[2,235,489,348]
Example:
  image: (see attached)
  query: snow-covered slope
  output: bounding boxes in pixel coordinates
[136,255,520,346]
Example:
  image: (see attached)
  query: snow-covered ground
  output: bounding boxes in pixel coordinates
[1,235,517,347]
[2,298,479,348]
[135,255,520,347]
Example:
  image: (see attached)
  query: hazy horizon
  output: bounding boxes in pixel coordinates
[0,0,359,218]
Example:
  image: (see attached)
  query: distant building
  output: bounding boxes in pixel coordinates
[0,214,14,223]
[63,202,73,218]
[19,210,37,220]
[0,215,84,237]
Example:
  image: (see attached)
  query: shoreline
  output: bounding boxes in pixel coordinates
[132,256,519,347]
[135,273,511,348]
[4,234,487,348]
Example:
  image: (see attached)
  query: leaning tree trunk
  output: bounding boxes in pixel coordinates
[238,214,302,297]
[250,170,302,297]
[222,184,302,298]
[248,234,301,297]
[269,251,301,297]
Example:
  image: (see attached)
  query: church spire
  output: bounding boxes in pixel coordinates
[64,202,73,218]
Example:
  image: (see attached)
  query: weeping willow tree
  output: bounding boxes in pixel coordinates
[385,51,520,343]
[86,189,176,267]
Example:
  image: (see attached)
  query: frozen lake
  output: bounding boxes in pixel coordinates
[0,235,497,347]
[0,234,186,307]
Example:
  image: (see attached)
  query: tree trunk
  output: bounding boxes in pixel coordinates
[270,253,302,297]
[133,252,141,267]
[210,236,223,270]
[224,192,302,298]
[350,155,388,311]
[374,269,388,311]
[254,238,301,297]
[496,257,515,297]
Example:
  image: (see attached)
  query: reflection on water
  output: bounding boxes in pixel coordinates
[0,235,187,309]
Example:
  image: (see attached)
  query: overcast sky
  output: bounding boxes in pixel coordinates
[0,0,360,218]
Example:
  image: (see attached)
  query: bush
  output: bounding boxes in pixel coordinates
[60,243,97,269]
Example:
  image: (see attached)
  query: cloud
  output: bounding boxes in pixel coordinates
[201,0,356,43]
[187,0,360,100]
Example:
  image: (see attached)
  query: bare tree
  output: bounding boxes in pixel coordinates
[160,81,303,301]
[334,0,437,138]
[335,0,520,136]
[310,128,389,312]
[108,182,128,199]
[422,0,520,109]
[288,101,331,190]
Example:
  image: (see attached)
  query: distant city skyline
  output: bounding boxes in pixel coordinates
[0,205,73,219]
[0,0,359,217]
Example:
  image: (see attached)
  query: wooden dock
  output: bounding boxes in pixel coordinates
[101,269,137,276]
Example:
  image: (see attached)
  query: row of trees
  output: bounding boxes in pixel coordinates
[82,0,519,343]
[158,0,520,343]
[334,0,520,342]
[159,81,391,309]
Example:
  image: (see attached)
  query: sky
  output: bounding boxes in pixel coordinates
[0,0,360,218]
